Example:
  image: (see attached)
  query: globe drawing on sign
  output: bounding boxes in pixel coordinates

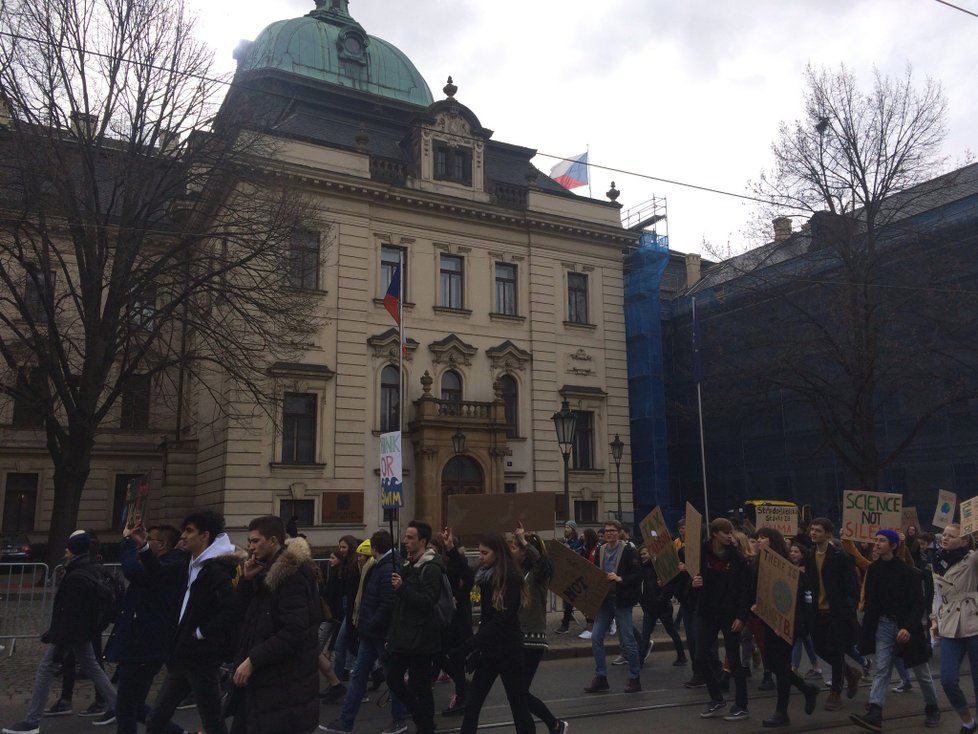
[941,502,952,514]
[772,580,793,615]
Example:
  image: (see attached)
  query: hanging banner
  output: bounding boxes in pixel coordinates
[685,502,703,578]
[841,490,902,542]
[755,505,799,537]
[755,546,800,644]
[933,489,957,529]
[545,539,610,618]
[380,431,403,510]
[638,507,681,584]
[961,496,978,537]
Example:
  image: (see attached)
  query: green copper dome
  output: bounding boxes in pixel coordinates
[236,0,433,107]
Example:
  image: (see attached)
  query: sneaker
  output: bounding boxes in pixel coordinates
[553,721,569,734]
[959,721,977,734]
[176,693,196,710]
[762,711,790,728]
[381,721,408,734]
[555,624,570,635]
[849,703,882,732]
[724,707,749,721]
[610,621,617,636]
[684,676,706,688]
[43,700,72,717]
[578,629,592,640]
[611,655,627,666]
[441,694,465,717]
[700,700,726,718]
[892,680,912,693]
[804,667,823,680]
[318,720,352,734]
[319,683,346,705]
[2,723,40,734]
[92,711,116,726]
[924,704,941,728]
[80,703,106,717]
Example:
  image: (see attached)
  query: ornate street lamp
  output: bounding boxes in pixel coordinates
[551,400,577,522]
[610,433,624,520]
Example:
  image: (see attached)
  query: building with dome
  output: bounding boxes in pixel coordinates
[0,0,637,544]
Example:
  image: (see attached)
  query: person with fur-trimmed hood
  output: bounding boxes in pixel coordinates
[229,515,323,734]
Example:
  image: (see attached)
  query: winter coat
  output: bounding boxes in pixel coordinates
[463,567,525,661]
[170,534,243,669]
[933,549,978,639]
[388,548,445,655]
[104,540,189,663]
[860,556,931,668]
[354,550,400,642]
[804,542,860,652]
[597,542,642,608]
[693,542,751,624]
[231,538,322,734]
[44,554,100,647]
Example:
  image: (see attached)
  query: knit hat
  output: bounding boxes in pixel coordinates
[564,520,578,532]
[356,539,372,557]
[66,531,91,556]
[876,528,900,548]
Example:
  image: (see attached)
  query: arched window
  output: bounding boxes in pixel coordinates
[441,370,462,402]
[499,374,518,438]
[380,365,400,432]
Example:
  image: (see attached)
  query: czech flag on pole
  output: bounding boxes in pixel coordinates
[549,152,589,190]
[383,265,402,325]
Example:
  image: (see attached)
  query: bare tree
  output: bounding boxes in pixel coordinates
[692,64,978,495]
[0,0,323,564]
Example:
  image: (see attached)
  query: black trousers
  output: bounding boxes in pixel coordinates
[523,647,557,731]
[459,653,535,734]
[386,652,436,734]
[115,659,184,734]
[813,612,846,693]
[764,627,811,714]
[146,663,227,734]
[695,615,748,709]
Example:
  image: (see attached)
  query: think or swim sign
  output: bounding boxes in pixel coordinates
[380,431,403,510]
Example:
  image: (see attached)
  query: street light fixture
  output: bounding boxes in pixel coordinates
[610,433,624,520]
[551,400,577,523]
[452,427,466,496]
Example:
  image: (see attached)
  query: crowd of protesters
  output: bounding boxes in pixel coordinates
[6,506,978,734]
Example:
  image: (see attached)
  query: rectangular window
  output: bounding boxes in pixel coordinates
[380,366,400,433]
[112,473,145,529]
[120,374,151,429]
[2,472,38,533]
[439,254,464,309]
[495,263,517,315]
[280,499,315,528]
[12,368,44,428]
[24,269,55,321]
[282,393,317,464]
[504,482,517,494]
[575,500,598,525]
[567,272,588,324]
[288,230,320,290]
[571,410,594,469]
[380,245,407,299]
[434,143,472,185]
[130,285,157,331]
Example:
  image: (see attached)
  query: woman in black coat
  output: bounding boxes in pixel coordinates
[432,529,474,716]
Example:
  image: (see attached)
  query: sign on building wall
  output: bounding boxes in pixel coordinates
[755,546,800,644]
[545,539,610,618]
[933,489,957,529]
[841,490,902,541]
[380,431,403,510]
[638,507,680,584]
[755,505,799,537]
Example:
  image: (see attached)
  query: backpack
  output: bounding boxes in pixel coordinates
[425,565,456,628]
[85,565,127,632]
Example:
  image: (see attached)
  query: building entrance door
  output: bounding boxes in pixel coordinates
[441,456,483,528]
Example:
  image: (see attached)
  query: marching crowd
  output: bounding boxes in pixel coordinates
[4,509,978,734]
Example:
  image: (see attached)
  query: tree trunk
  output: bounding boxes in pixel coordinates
[44,430,95,570]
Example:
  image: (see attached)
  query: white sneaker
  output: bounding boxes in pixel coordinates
[610,621,618,636]
[578,629,592,640]
[612,655,627,665]
[644,641,654,662]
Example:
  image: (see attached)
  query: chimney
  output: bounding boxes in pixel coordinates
[70,110,97,137]
[684,253,702,287]
[772,216,792,243]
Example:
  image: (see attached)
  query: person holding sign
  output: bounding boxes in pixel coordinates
[931,523,978,734]
[850,529,941,731]
[691,518,752,721]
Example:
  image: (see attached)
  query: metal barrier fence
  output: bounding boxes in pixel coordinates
[0,563,52,656]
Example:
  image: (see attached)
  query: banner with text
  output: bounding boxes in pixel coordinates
[841,490,902,542]
[933,490,957,529]
[755,545,800,644]
[639,507,681,584]
[755,505,799,537]
[961,496,978,536]
[685,502,702,578]
[545,539,610,618]
[380,431,403,510]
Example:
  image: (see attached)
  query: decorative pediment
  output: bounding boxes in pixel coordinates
[486,340,532,372]
[428,334,477,366]
[367,328,418,362]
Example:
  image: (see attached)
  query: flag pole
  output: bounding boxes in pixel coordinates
[693,296,709,521]
[395,264,404,544]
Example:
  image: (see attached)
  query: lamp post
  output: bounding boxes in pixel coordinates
[452,427,466,496]
[551,400,577,523]
[610,433,624,520]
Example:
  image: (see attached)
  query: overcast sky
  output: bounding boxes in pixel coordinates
[188,0,977,256]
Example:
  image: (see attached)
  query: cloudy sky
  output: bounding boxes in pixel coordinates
[188,0,976,256]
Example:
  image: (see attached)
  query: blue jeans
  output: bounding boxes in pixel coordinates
[333,617,352,677]
[339,636,406,726]
[868,617,937,708]
[791,636,817,670]
[26,642,117,726]
[940,634,978,713]
[592,599,640,678]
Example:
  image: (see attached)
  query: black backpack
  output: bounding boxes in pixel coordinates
[84,565,127,632]
[423,564,456,628]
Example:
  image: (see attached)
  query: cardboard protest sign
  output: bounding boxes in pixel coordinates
[961,496,978,537]
[841,490,902,542]
[544,539,610,618]
[638,507,681,584]
[755,546,800,644]
[901,506,920,531]
[933,489,957,529]
[755,505,799,537]
[447,492,556,538]
[685,502,702,578]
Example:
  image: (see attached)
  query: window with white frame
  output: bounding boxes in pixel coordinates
[495,262,517,315]
[281,392,317,464]
[439,254,464,309]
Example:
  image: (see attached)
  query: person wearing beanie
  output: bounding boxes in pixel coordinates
[2,533,118,734]
[850,529,940,731]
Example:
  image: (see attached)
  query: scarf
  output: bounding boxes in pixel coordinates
[352,557,377,627]
[933,546,970,577]
[474,565,495,587]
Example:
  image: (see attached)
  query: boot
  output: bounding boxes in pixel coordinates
[824,690,842,711]
[762,711,790,728]
[584,675,609,693]
[624,677,641,693]
[924,703,941,728]
[850,703,883,732]
[803,683,819,715]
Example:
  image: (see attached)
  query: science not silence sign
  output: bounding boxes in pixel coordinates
[841,490,902,542]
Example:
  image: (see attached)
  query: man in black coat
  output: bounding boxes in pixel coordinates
[804,517,862,711]
[2,532,117,734]
[229,515,322,734]
[850,529,940,731]
[146,510,241,734]
[103,524,189,734]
